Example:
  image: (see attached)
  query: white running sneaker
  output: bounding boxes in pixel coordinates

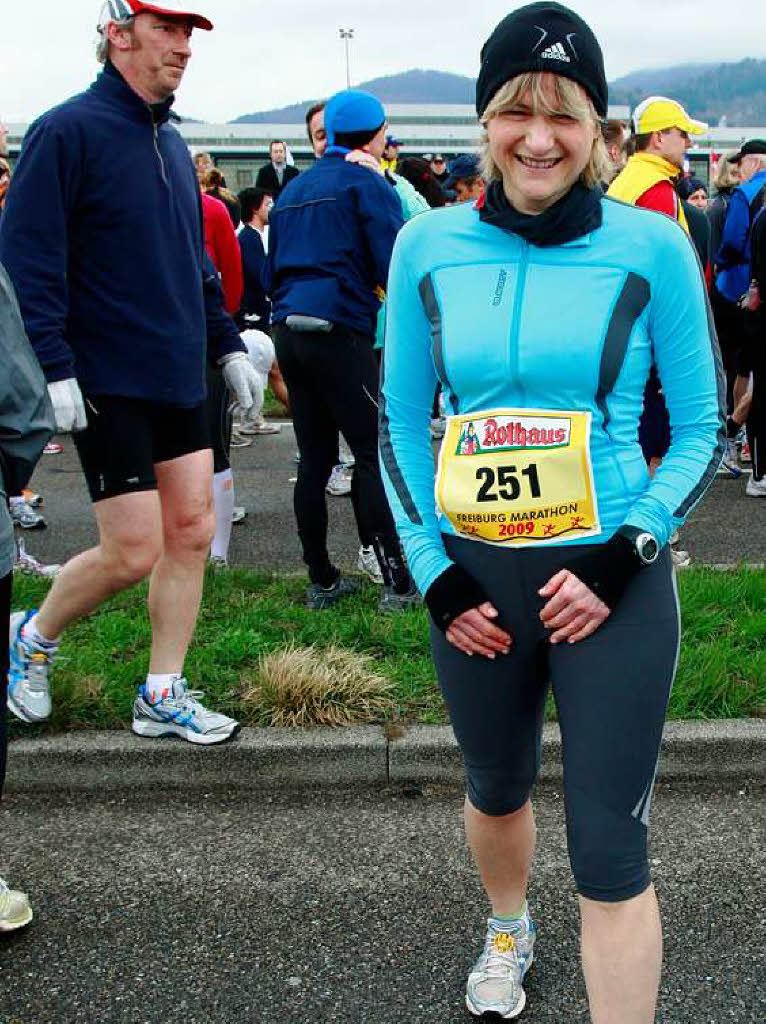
[745,475,766,498]
[231,505,247,524]
[357,545,383,584]
[131,679,240,745]
[466,915,536,1019]
[13,538,61,578]
[326,464,352,496]
[0,878,33,932]
[10,501,46,530]
[7,610,55,723]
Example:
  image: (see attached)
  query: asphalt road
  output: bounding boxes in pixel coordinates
[19,426,766,572]
[0,779,763,1023]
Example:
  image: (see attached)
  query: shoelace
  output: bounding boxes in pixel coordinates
[480,931,524,979]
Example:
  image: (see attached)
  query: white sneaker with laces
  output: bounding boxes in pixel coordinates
[0,877,33,932]
[10,501,46,530]
[326,464,352,496]
[357,545,383,584]
[132,679,240,745]
[7,610,55,723]
[745,475,766,497]
[466,915,536,1019]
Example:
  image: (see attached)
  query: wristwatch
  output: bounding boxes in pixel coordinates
[618,526,660,567]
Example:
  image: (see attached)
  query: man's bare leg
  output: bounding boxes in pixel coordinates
[34,490,163,640]
[147,448,214,674]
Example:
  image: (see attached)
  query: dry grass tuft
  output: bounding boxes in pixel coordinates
[73,676,105,703]
[242,644,394,727]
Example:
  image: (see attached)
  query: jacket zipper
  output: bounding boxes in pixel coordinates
[510,240,529,400]
[151,119,169,187]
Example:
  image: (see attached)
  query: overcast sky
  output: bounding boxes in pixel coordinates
[2,0,766,123]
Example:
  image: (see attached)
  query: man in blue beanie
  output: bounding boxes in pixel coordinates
[267,89,418,610]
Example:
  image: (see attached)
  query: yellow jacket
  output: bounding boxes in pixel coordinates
[608,153,688,233]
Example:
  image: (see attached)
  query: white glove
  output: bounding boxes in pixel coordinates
[47,378,87,433]
[219,351,261,417]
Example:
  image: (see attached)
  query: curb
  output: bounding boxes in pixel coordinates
[6,720,765,794]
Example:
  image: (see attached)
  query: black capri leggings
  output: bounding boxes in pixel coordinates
[431,534,679,903]
[0,570,12,798]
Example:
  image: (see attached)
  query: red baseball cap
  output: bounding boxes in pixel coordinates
[99,0,213,32]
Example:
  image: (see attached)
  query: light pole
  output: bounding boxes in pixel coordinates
[339,28,354,88]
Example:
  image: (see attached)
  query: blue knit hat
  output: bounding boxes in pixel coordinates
[324,89,386,147]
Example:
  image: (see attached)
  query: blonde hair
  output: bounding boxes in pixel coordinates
[479,72,610,190]
[714,151,740,191]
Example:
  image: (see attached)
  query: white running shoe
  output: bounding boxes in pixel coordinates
[238,418,282,435]
[13,538,61,578]
[7,610,54,723]
[326,464,352,496]
[10,501,46,530]
[0,878,33,932]
[466,915,536,1019]
[231,506,247,524]
[357,545,383,584]
[131,679,240,745]
[745,475,766,498]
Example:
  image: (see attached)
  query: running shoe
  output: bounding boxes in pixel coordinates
[466,915,536,1020]
[43,442,64,455]
[326,464,352,496]
[305,575,359,610]
[131,679,240,745]
[430,416,446,439]
[229,432,253,448]
[0,878,33,933]
[10,501,46,530]
[7,610,54,723]
[231,506,247,524]
[21,488,43,508]
[739,440,752,465]
[745,475,766,498]
[671,548,692,568]
[357,545,383,584]
[14,538,61,578]
[378,584,422,613]
[208,555,229,571]
[238,418,282,435]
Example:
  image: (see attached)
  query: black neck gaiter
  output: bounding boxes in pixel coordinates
[479,178,603,247]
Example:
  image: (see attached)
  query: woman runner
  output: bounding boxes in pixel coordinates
[379,4,724,1021]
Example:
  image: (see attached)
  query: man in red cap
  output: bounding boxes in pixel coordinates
[0,0,261,743]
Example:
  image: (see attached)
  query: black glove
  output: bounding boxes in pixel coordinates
[558,531,645,611]
[424,564,492,633]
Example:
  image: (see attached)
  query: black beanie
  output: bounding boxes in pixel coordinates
[476,2,608,120]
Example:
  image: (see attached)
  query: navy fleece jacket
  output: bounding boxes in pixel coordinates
[0,63,243,406]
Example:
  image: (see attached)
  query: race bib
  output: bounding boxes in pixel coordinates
[435,408,600,546]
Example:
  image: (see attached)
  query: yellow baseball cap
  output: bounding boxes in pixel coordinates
[632,96,708,136]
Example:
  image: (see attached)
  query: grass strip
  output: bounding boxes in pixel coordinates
[8,566,765,734]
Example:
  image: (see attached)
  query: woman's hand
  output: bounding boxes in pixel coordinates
[446,602,513,659]
[539,570,610,644]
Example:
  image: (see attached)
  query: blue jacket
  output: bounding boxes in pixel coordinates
[238,224,270,327]
[380,197,725,596]
[715,169,766,303]
[266,153,404,336]
[0,64,243,406]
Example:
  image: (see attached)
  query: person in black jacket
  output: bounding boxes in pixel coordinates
[0,0,261,745]
[255,140,299,199]
[745,208,766,496]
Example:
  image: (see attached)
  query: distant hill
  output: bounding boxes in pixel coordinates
[608,58,766,125]
[231,69,475,123]
[231,59,766,127]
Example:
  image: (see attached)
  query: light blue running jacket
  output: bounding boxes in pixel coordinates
[379,196,726,597]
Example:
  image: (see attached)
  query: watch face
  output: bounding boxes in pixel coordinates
[638,534,659,563]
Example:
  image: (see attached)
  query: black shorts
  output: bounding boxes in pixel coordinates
[205,367,233,474]
[73,395,211,503]
[432,534,679,903]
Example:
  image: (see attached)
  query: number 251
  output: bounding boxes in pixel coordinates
[475,464,541,502]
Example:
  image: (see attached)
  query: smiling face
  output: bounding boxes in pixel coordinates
[485,74,597,215]
[109,12,193,103]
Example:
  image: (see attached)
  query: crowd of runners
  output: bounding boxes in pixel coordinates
[0,0,763,1021]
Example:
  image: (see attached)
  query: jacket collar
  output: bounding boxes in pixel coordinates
[90,61,175,126]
